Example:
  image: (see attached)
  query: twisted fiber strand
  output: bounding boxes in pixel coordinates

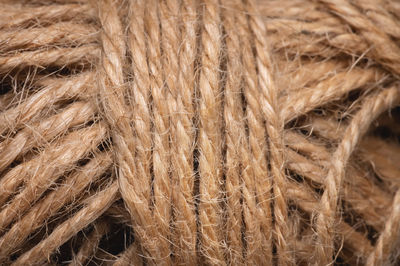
[0,123,106,232]
[367,188,400,265]
[327,33,370,57]
[289,211,368,263]
[97,0,170,263]
[263,15,373,60]
[239,131,266,264]
[167,0,198,263]
[266,17,347,36]
[277,60,347,94]
[288,234,362,265]
[0,101,95,172]
[146,0,173,261]
[125,0,153,262]
[285,130,392,229]
[69,219,110,266]
[0,23,97,53]
[0,124,105,209]
[0,152,111,259]
[255,0,327,21]
[97,0,146,253]
[285,181,373,259]
[306,115,399,156]
[282,156,387,249]
[265,17,345,40]
[318,0,400,76]
[287,182,374,259]
[236,1,273,263]
[0,73,94,136]
[127,0,151,211]
[159,0,184,255]
[159,0,198,263]
[34,73,96,98]
[323,169,389,230]
[197,0,226,264]
[290,120,396,227]
[285,146,391,232]
[284,131,331,163]
[10,0,89,4]
[262,1,398,60]
[342,167,391,231]
[306,115,400,174]
[265,18,370,57]
[221,2,246,264]
[271,37,341,59]
[352,0,400,40]
[246,0,293,264]
[125,1,156,263]
[304,116,345,141]
[315,86,400,264]
[272,37,342,59]
[262,17,345,58]
[302,116,400,193]
[280,68,383,122]
[285,148,334,184]
[13,182,118,265]
[289,33,369,60]
[265,10,339,28]
[0,45,99,74]
[284,210,305,263]
[0,3,94,30]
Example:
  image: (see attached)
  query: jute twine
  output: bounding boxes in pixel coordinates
[0,0,400,265]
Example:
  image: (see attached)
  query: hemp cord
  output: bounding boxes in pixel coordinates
[0,0,400,265]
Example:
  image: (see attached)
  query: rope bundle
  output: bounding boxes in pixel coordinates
[0,0,399,265]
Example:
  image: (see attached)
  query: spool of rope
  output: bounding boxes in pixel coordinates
[0,0,399,265]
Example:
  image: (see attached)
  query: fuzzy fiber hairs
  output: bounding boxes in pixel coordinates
[0,0,400,265]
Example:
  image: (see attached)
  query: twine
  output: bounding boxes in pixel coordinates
[0,0,400,265]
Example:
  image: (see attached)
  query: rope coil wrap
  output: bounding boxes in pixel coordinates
[0,0,400,265]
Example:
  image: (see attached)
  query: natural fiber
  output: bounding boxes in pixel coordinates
[0,0,400,265]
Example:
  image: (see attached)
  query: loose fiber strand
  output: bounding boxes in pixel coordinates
[315,86,400,264]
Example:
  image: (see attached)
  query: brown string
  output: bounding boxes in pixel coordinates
[0,0,400,265]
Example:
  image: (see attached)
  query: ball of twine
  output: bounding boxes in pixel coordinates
[0,0,399,265]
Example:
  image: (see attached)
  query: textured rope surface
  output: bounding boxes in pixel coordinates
[0,0,400,265]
